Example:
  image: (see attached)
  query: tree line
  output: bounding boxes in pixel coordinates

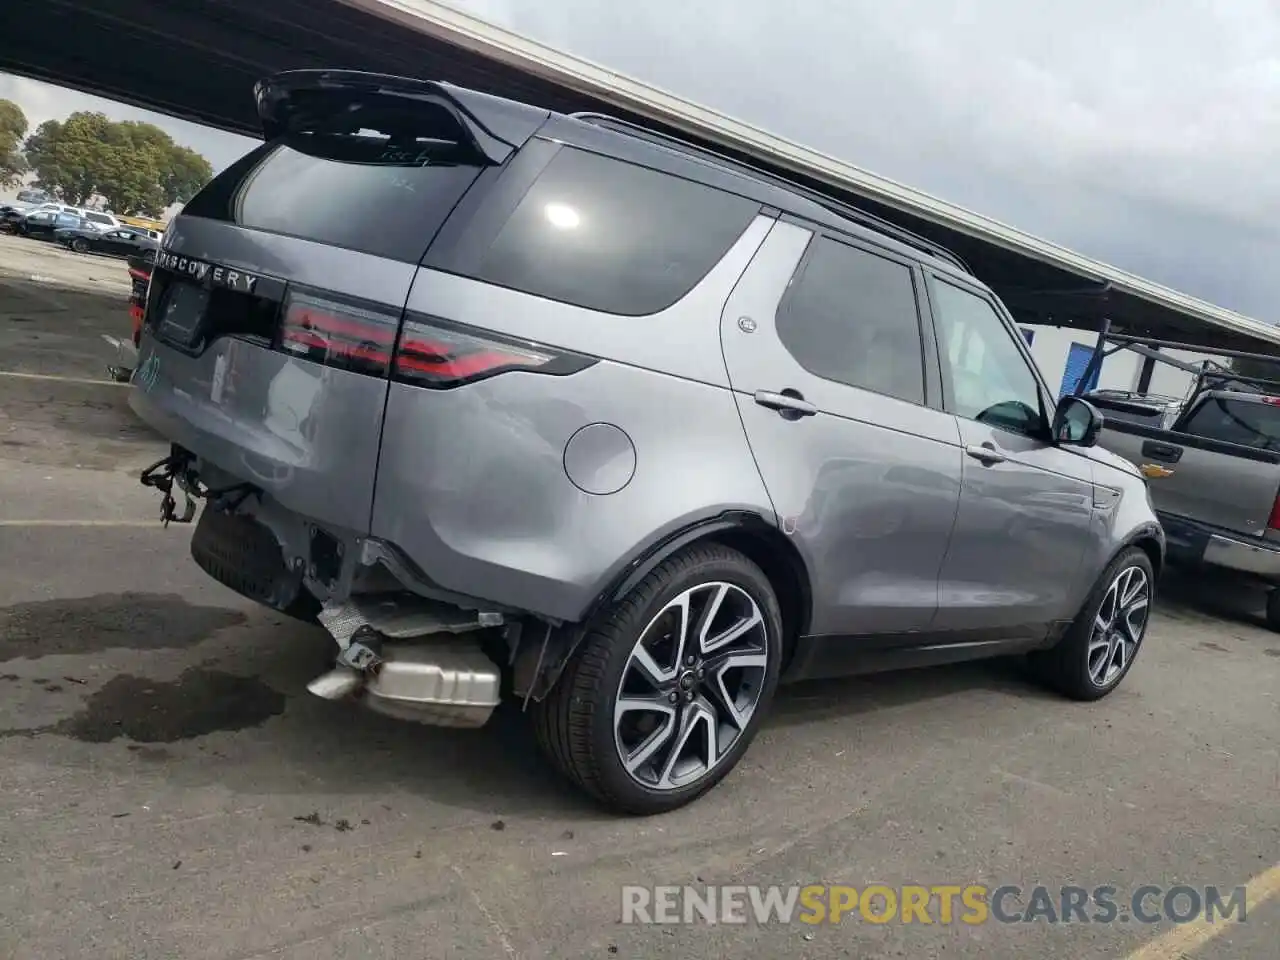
[0,98,212,217]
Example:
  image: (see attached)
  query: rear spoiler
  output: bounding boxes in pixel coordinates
[1077,323,1280,414]
[254,69,550,165]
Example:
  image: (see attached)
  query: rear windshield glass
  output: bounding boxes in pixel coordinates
[182,105,486,263]
[1181,396,1280,450]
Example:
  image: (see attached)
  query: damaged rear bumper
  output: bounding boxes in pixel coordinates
[139,447,573,727]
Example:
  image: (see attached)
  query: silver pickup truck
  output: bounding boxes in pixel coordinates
[1080,332,1280,628]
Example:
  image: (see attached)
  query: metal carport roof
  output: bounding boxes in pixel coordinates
[2,0,1276,351]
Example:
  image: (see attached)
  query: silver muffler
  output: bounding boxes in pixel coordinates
[307,596,504,728]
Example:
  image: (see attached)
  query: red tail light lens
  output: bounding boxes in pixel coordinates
[1268,490,1280,531]
[278,290,400,376]
[393,315,590,389]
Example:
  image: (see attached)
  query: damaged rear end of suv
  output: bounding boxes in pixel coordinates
[129,69,788,814]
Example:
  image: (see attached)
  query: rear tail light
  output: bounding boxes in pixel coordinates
[129,303,144,346]
[278,289,400,377]
[392,314,593,389]
[275,290,594,386]
[1268,489,1280,531]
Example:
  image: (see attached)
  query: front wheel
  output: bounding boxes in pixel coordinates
[532,543,784,815]
[71,237,89,254]
[1029,547,1154,701]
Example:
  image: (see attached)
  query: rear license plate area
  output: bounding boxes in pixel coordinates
[155,281,210,348]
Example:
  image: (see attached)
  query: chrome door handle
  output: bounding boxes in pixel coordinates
[754,389,817,418]
[965,443,1007,465]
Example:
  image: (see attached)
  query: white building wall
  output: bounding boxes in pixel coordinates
[1021,324,1216,402]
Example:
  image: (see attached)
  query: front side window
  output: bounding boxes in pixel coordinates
[775,236,926,404]
[931,279,1044,435]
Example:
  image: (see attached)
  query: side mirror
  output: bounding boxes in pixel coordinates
[1052,396,1103,447]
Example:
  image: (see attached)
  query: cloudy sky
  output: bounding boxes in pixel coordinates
[2,0,1277,320]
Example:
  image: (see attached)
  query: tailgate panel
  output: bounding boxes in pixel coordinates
[127,220,420,535]
[130,333,388,533]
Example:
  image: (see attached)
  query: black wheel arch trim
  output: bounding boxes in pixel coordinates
[513,510,811,703]
[1120,522,1166,574]
[600,511,760,609]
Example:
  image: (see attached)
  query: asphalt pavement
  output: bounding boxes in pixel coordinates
[1,235,1277,959]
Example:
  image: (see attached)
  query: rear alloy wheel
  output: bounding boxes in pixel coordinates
[71,237,88,254]
[533,544,783,814]
[1030,547,1153,700]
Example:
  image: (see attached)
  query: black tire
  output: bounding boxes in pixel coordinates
[532,543,784,815]
[1265,590,1280,633]
[1028,546,1154,701]
[71,237,88,254]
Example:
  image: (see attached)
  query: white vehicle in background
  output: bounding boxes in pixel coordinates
[77,209,122,233]
[27,203,120,233]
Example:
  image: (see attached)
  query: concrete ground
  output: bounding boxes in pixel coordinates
[0,234,1277,959]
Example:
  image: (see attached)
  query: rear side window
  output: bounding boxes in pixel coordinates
[469,147,759,315]
[85,212,112,225]
[776,236,926,404]
[1181,397,1280,450]
[182,106,487,263]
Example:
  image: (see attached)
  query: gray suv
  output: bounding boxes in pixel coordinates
[129,70,1164,814]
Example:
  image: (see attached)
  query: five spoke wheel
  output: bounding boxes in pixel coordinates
[614,582,769,791]
[1087,564,1150,687]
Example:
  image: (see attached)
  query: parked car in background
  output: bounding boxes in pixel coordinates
[0,203,39,231]
[16,188,52,204]
[77,209,122,233]
[14,210,88,240]
[129,69,1166,815]
[57,224,159,257]
[33,202,84,217]
[1087,331,1280,629]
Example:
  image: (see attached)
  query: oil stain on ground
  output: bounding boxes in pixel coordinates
[0,592,246,662]
[54,667,286,743]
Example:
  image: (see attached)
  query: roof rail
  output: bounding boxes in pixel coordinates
[569,111,972,274]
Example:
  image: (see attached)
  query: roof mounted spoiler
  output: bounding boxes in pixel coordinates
[254,69,549,165]
[571,111,973,274]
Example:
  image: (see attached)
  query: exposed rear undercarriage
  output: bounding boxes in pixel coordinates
[147,446,583,729]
